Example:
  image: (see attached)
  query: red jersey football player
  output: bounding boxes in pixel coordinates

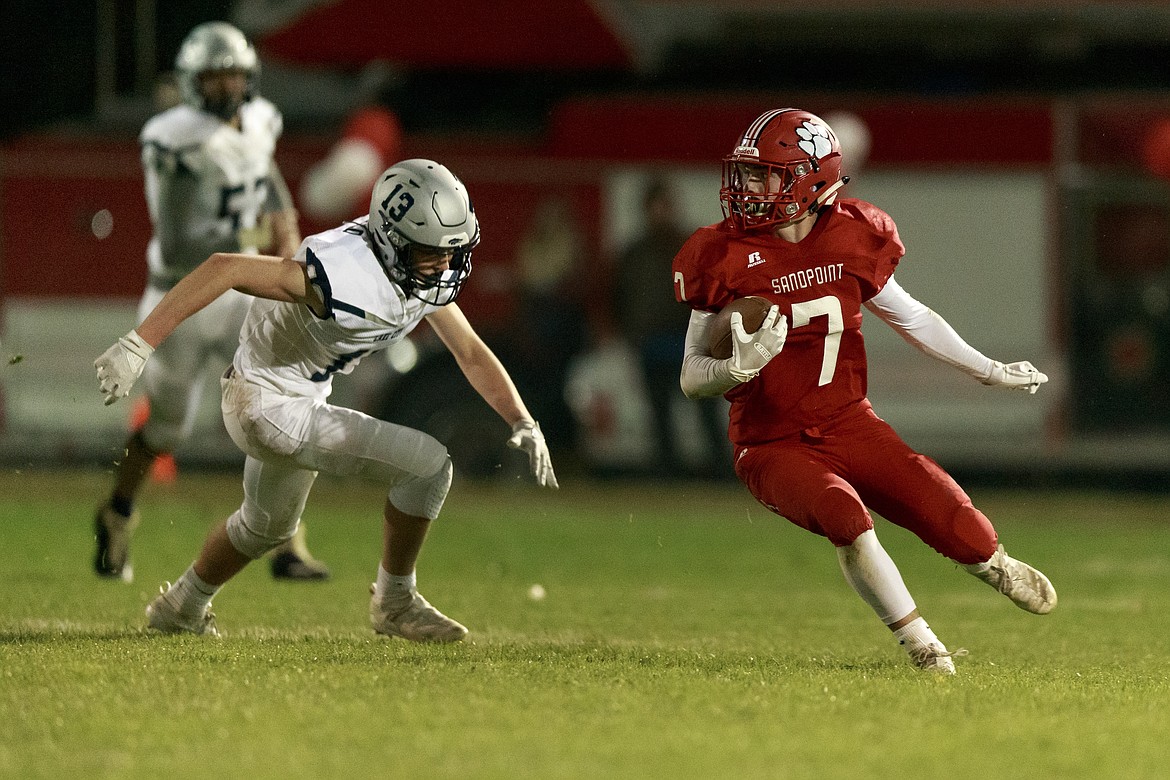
[673,108,1056,674]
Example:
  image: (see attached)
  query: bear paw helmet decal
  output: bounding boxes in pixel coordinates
[795,121,834,159]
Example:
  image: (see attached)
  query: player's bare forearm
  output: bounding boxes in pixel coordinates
[464,353,533,426]
[450,340,533,426]
[136,253,318,347]
[427,304,534,426]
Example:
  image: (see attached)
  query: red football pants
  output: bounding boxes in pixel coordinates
[733,402,997,564]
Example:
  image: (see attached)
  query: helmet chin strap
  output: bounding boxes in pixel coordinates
[809,177,849,215]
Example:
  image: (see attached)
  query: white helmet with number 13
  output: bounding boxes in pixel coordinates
[369,159,479,305]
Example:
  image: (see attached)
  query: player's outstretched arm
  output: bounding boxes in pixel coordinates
[426,303,558,488]
[95,253,321,405]
[864,277,1048,394]
[139,253,318,346]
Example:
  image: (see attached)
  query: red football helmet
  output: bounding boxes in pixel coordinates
[721,108,847,231]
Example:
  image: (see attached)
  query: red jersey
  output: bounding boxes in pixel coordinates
[672,199,904,446]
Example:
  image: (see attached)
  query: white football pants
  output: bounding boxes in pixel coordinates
[219,372,451,558]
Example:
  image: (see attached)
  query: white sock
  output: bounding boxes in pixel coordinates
[377,565,415,596]
[836,529,917,624]
[964,560,992,576]
[893,616,942,649]
[167,565,219,616]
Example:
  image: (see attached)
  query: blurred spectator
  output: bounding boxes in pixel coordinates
[299,62,403,230]
[1058,118,1170,432]
[1071,201,1170,430]
[512,197,590,451]
[613,178,727,478]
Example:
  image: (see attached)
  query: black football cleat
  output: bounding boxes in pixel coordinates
[94,504,139,583]
[270,551,331,581]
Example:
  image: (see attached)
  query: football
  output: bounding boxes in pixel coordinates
[707,296,774,359]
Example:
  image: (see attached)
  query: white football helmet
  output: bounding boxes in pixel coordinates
[369,159,479,305]
[175,22,259,119]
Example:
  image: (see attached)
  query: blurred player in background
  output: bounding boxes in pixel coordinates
[673,108,1057,674]
[613,178,726,478]
[94,159,558,640]
[93,21,329,583]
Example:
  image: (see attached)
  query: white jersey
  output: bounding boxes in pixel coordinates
[233,217,439,400]
[140,98,284,288]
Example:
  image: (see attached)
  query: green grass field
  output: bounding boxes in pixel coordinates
[2,468,1169,779]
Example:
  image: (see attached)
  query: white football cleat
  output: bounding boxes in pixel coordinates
[974,545,1057,614]
[369,583,467,643]
[902,638,966,675]
[145,585,219,637]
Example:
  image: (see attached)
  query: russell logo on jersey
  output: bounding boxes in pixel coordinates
[747,251,766,268]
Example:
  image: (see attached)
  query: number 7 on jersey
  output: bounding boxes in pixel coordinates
[790,295,843,386]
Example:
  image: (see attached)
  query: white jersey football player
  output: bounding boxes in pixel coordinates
[93,22,330,583]
[95,159,558,640]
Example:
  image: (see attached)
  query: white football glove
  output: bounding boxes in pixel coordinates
[728,305,787,383]
[981,360,1048,394]
[507,419,559,489]
[95,330,154,406]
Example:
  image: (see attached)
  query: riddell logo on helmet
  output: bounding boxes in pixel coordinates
[733,146,759,158]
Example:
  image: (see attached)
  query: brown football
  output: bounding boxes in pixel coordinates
[708,296,774,360]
